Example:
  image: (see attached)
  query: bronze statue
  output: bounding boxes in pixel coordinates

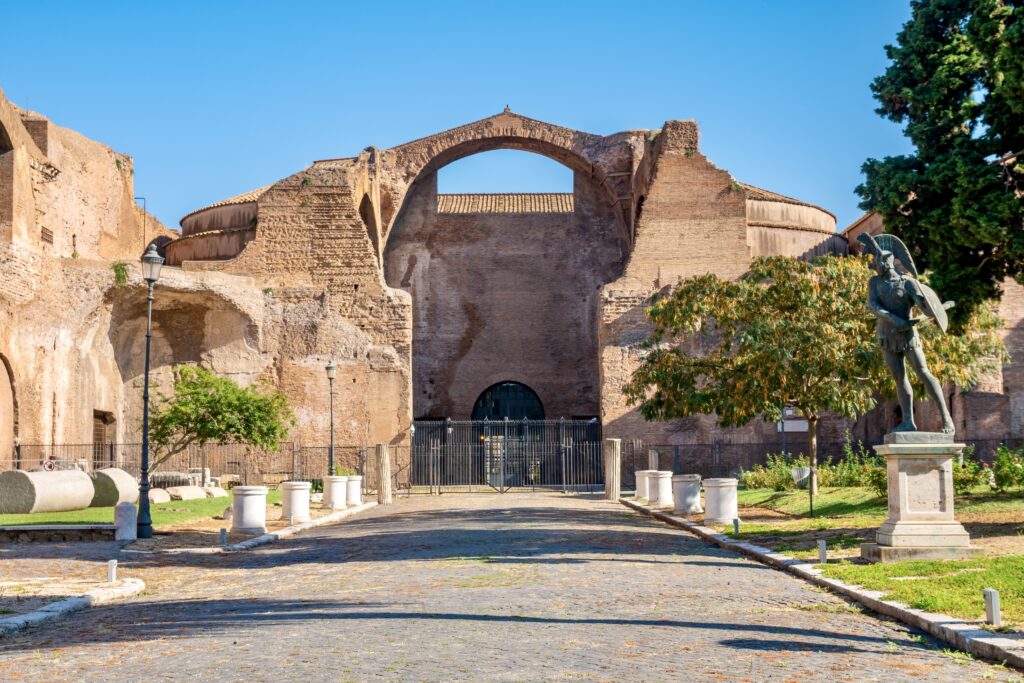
[857,233,955,434]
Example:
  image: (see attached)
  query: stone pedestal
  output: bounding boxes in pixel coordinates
[279,481,311,523]
[703,478,738,526]
[634,470,655,500]
[861,440,982,562]
[231,486,268,535]
[346,475,363,506]
[603,439,621,501]
[324,475,349,510]
[648,471,673,507]
[114,502,137,541]
[672,474,702,515]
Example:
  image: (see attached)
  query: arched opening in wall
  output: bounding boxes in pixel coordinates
[358,194,380,266]
[471,381,545,420]
[0,354,18,465]
[384,142,628,422]
[0,121,13,153]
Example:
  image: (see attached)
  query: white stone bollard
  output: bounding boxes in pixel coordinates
[672,474,703,515]
[231,486,269,534]
[648,471,673,508]
[346,475,363,506]
[114,502,138,541]
[279,481,311,524]
[634,470,655,500]
[703,478,739,525]
[107,559,117,583]
[324,475,349,510]
[983,588,1001,627]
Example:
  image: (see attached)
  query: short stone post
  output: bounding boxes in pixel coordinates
[672,474,702,515]
[346,475,363,506]
[115,501,139,540]
[603,438,621,501]
[983,588,1001,627]
[324,475,348,510]
[279,481,311,523]
[231,485,268,534]
[114,502,138,541]
[634,470,655,500]
[647,448,659,471]
[703,478,738,525]
[648,471,673,507]
[377,444,392,505]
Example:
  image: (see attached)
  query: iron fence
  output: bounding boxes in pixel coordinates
[3,442,410,493]
[411,419,603,493]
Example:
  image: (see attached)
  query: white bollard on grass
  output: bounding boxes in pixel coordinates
[279,481,312,523]
[672,474,702,515]
[983,588,1002,627]
[219,528,227,546]
[346,475,363,506]
[732,518,740,535]
[818,539,828,564]
[114,502,137,541]
[703,478,739,526]
[107,559,117,583]
[648,471,673,508]
[231,486,269,534]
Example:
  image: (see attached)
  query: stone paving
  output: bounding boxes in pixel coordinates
[0,493,1019,682]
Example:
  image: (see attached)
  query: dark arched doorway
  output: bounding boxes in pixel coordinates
[471,381,544,420]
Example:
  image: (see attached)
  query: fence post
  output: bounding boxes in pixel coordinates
[604,438,621,501]
[376,443,392,505]
[673,445,681,474]
[647,448,658,471]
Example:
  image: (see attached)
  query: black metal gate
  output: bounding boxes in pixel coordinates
[411,418,603,493]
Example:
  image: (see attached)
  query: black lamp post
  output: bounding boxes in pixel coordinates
[137,244,164,539]
[326,360,336,477]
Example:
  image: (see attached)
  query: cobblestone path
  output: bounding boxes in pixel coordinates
[0,493,1018,682]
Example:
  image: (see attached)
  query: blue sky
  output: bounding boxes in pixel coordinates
[4,1,912,231]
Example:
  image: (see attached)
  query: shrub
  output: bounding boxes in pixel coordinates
[953,444,986,496]
[867,464,888,498]
[739,451,807,491]
[991,445,1024,492]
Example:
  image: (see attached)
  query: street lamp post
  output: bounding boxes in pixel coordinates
[326,361,336,477]
[137,244,164,539]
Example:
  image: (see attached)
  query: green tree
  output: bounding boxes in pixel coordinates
[857,0,1024,329]
[623,256,1005,500]
[149,365,295,470]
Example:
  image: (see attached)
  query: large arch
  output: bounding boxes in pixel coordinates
[0,354,18,462]
[382,116,634,421]
[380,111,638,245]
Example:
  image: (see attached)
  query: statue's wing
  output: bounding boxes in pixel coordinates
[875,234,919,279]
[856,233,881,259]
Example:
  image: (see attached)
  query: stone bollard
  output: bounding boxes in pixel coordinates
[603,438,621,501]
[672,474,703,515]
[346,475,363,506]
[703,478,739,526]
[279,481,311,524]
[648,471,673,507]
[324,476,349,510]
[634,470,655,500]
[114,502,137,541]
[377,444,393,505]
[231,486,269,534]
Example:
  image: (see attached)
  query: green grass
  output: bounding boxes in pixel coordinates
[736,486,1022,518]
[0,490,281,528]
[822,556,1024,624]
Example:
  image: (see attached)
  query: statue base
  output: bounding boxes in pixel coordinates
[860,440,980,563]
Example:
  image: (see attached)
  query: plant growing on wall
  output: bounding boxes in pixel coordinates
[856,0,1024,330]
[624,255,1005,509]
[149,366,295,470]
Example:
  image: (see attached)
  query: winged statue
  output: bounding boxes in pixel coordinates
[857,233,955,435]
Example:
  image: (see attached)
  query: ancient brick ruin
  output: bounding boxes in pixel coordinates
[1,90,1019,465]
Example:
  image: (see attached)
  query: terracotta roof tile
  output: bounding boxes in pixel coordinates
[179,184,273,225]
[437,193,574,214]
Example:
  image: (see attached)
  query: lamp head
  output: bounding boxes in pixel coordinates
[325,360,337,380]
[140,244,164,283]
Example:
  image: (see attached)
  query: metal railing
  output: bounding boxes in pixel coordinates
[411,419,603,493]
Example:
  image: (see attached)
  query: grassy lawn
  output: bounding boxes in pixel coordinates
[822,556,1024,625]
[721,486,1024,627]
[0,490,282,528]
